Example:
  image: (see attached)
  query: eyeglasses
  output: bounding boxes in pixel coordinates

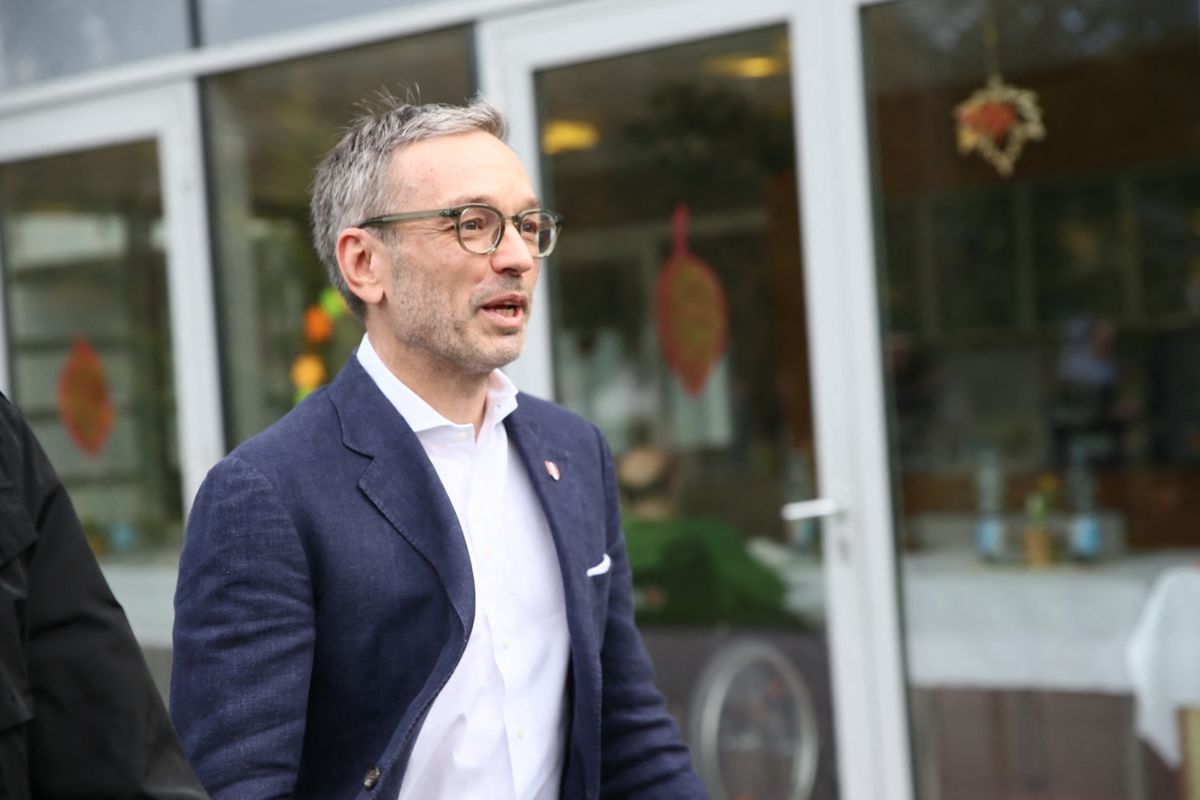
[356,203,564,258]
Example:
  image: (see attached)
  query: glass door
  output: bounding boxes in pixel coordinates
[0,83,223,660]
[479,2,912,798]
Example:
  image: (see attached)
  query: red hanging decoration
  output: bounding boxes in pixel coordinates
[952,17,1045,177]
[655,205,729,396]
[954,75,1045,176]
[57,336,115,457]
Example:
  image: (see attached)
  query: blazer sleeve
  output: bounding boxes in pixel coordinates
[171,455,315,799]
[594,427,709,799]
[0,395,208,799]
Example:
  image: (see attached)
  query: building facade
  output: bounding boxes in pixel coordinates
[1,1,1198,797]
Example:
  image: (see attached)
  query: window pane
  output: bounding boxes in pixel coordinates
[205,27,472,445]
[0,0,191,90]
[0,142,182,558]
[863,0,1200,797]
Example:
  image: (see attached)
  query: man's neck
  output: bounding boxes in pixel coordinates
[366,331,490,433]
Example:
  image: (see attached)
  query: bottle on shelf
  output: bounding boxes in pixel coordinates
[974,447,1009,562]
[1066,441,1103,562]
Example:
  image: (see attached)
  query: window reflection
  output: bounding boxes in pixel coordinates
[205,27,472,445]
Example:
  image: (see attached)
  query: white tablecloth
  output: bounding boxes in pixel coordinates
[902,549,1200,693]
[760,542,1200,694]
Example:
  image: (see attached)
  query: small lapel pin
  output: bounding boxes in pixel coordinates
[544,460,561,481]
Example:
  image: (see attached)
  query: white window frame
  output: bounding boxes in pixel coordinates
[798,4,915,797]
[0,82,224,645]
[476,1,912,797]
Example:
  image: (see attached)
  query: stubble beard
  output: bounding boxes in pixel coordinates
[388,250,530,380]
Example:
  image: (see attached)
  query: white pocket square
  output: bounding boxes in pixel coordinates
[586,553,611,577]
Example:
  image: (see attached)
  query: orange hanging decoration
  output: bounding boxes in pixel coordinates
[655,205,729,396]
[57,336,115,457]
[303,305,334,344]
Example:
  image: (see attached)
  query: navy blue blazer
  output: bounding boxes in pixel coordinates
[171,358,704,799]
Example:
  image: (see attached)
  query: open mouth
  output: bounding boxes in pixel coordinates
[484,303,521,318]
[480,294,527,321]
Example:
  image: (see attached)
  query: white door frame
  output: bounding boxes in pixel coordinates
[0,81,225,517]
[477,1,912,797]
[794,1,914,798]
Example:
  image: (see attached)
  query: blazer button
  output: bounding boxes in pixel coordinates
[363,767,382,790]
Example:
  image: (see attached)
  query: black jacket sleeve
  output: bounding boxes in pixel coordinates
[0,394,208,798]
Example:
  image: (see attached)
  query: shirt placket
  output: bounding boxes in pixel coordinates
[469,418,535,765]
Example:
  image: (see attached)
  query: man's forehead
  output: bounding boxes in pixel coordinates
[389,131,521,175]
[387,131,534,204]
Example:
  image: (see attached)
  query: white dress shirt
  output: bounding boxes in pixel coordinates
[356,335,570,800]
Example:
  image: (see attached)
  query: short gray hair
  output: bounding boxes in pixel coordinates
[310,92,508,319]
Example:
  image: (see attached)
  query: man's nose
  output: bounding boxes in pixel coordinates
[490,222,536,274]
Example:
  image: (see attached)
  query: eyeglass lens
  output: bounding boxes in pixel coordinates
[458,206,558,256]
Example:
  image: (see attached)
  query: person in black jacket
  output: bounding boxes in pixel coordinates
[0,393,206,798]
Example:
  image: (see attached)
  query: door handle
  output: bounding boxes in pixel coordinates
[781,498,850,561]
[780,498,843,522]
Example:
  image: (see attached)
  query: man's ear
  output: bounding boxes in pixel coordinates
[336,227,389,308]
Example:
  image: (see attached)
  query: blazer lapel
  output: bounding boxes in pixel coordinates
[505,398,600,675]
[327,359,475,635]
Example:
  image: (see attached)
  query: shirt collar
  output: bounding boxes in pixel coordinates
[356,333,519,433]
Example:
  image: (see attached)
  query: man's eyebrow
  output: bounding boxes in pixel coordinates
[443,194,543,210]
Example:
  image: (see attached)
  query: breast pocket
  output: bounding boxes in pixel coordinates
[0,489,37,797]
[586,552,613,641]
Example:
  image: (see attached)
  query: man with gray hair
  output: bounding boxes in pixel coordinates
[170,94,705,799]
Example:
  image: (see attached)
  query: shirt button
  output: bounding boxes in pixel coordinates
[502,638,512,650]
[517,727,526,740]
[363,766,382,789]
